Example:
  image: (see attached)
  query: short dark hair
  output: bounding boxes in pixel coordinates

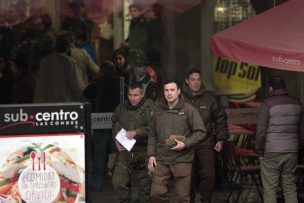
[128,82,144,91]
[41,14,52,29]
[112,48,128,65]
[74,29,88,42]
[163,78,181,89]
[100,60,116,76]
[151,3,163,18]
[269,75,286,90]
[186,68,202,78]
[56,34,70,53]
[129,3,142,11]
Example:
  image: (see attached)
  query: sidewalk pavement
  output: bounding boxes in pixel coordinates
[89,176,266,203]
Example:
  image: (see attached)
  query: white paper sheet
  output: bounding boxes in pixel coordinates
[115,128,136,151]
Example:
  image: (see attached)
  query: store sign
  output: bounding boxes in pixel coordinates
[91,113,113,129]
[0,103,86,135]
[213,57,261,101]
[0,134,85,203]
[226,108,258,124]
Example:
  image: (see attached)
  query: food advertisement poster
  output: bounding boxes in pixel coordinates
[0,133,85,203]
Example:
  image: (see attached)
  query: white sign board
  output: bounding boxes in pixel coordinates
[91,113,113,129]
[0,134,85,203]
[226,108,258,124]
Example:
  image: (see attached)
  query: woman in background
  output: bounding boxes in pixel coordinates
[111,48,130,85]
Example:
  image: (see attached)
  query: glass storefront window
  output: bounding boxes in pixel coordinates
[214,0,255,32]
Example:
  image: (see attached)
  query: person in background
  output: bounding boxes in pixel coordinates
[72,29,97,63]
[121,3,148,55]
[34,33,85,103]
[83,60,121,191]
[130,48,158,101]
[148,79,206,203]
[255,76,304,203]
[145,3,166,80]
[111,83,154,203]
[11,53,36,103]
[61,0,95,42]
[183,68,228,203]
[28,14,56,72]
[0,54,13,104]
[0,16,16,60]
[112,48,130,85]
[61,30,99,86]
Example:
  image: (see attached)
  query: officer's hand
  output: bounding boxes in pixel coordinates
[115,140,126,152]
[171,139,185,151]
[214,141,223,152]
[126,131,136,139]
[148,156,157,172]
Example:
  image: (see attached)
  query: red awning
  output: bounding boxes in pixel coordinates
[211,0,304,72]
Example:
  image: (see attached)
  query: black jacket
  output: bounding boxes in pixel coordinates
[83,75,121,113]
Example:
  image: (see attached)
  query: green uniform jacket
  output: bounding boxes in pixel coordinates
[112,98,154,152]
[182,84,228,146]
[147,96,206,164]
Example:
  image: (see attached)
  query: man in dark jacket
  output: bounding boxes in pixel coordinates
[121,3,148,54]
[256,76,304,203]
[128,3,148,54]
[83,60,122,191]
[111,83,154,203]
[148,79,206,203]
[145,3,166,78]
[183,69,228,203]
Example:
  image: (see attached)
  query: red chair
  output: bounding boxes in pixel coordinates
[225,141,263,202]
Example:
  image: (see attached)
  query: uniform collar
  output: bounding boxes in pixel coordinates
[159,95,185,110]
[182,83,206,98]
[126,98,146,110]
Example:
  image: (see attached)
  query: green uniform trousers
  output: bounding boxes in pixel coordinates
[190,145,215,203]
[112,150,151,203]
[151,162,192,203]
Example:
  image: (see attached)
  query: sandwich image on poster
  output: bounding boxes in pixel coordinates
[0,133,85,203]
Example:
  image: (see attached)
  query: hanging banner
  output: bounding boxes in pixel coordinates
[0,133,85,203]
[226,108,258,124]
[213,57,261,101]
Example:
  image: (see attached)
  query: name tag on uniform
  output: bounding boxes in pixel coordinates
[199,105,207,109]
[168,109,178,114]
[178,112,185,116]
